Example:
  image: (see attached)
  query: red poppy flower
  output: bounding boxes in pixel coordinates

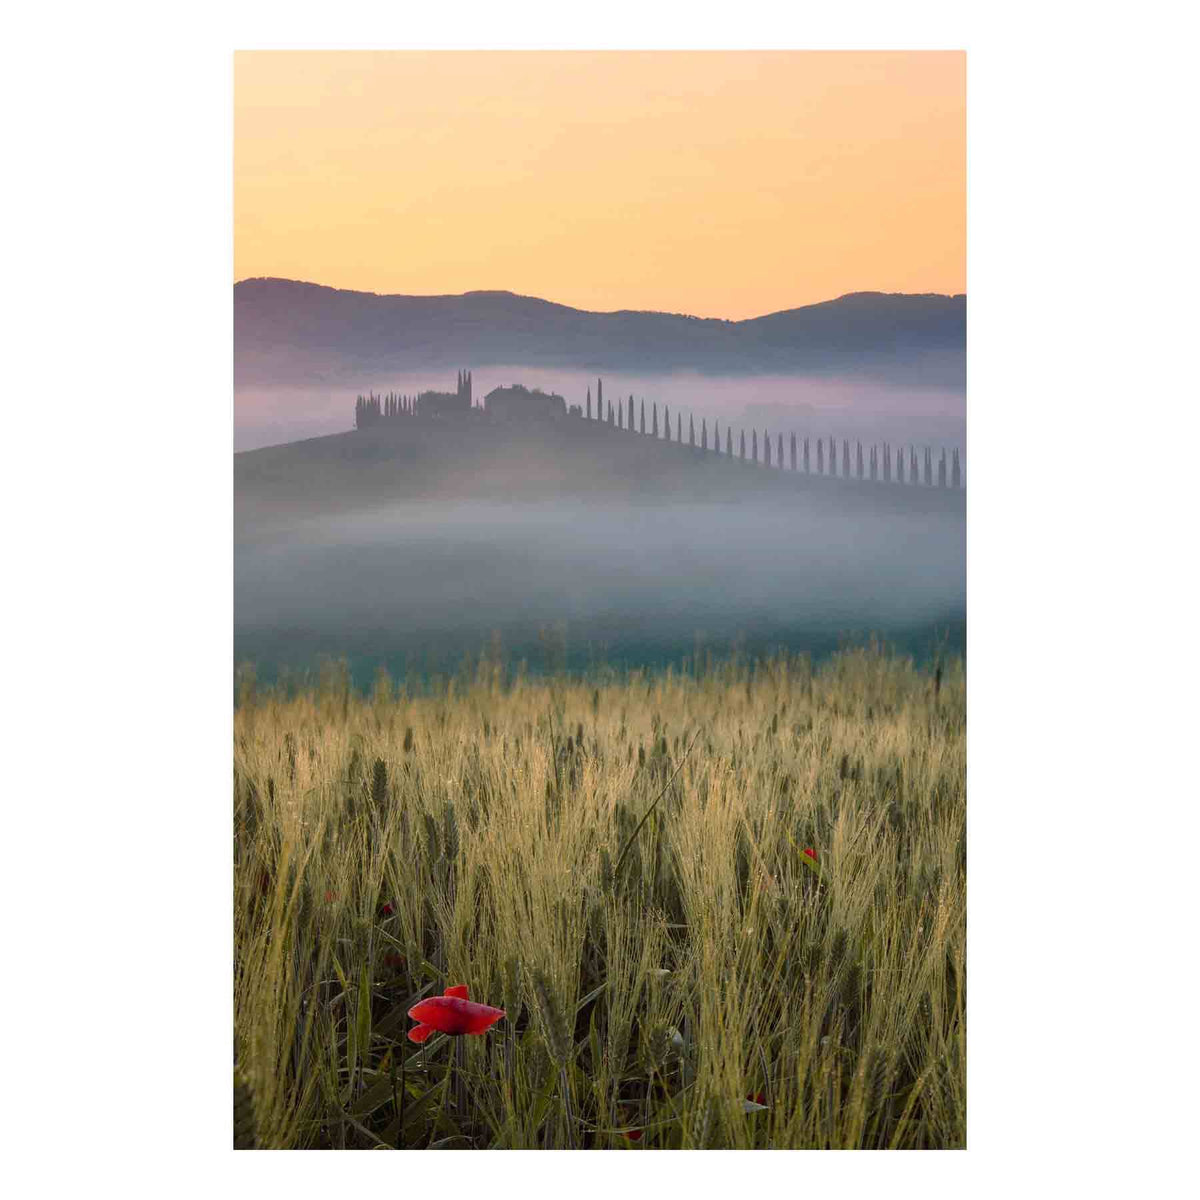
[324,890,338,902]
[407,984,505,1043]
[623,1128,643,1142]
[379,902,394,917]
[747,1092,767,1106]
[803,848,818,861]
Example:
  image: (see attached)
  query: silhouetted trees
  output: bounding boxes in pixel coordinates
[349,380,965,494]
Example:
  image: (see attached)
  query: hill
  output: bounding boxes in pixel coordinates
[234,279,966,389]
[235,415,964,542]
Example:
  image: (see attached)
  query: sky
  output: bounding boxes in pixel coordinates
[235,51,964,321]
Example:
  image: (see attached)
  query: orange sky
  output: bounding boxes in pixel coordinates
[235,51,964,320]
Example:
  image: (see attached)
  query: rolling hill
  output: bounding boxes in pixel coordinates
[234,279,966,388]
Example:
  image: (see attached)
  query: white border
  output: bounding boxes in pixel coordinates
[7,2,1197,1194]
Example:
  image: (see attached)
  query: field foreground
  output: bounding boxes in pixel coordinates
[234,647,965,1148]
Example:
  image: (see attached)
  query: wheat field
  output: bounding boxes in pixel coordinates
[233,645,966,1149]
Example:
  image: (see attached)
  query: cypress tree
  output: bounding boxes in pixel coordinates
[598,378,603,420]
[727,427,733,456]
[817,437,824,475]
[618,403,624,429]
[843,439,850,478]
[713,419,720,454]
[608,401,614,426]
[897,448,906,484]
[857,441,864,479]
[778,433,784,469]
[664,404,671,441]
[764,431,772,467]
[640,397,645,434]
[653,402,659,437]
[740,429,746,459]
[677,413,682,443]
[701,418,707,451]
[924,447,933,486]
[790,432,797,470]
[939,449,948,487]
[689,414,695,447]
[952,449,962,488]
[586,387,591,420]
[628,395,634,431]
[803,437,810,473]
[752,429,758,463]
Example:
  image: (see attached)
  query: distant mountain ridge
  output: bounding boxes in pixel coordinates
[235,278,965,387]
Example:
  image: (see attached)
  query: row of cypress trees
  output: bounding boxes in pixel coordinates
[355,391,419,428]
[582,378,963,487]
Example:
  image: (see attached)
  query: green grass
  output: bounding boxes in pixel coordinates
[233,644,965,1148]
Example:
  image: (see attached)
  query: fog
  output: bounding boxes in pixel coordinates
[235,498,965,683]
[235,367,965,454]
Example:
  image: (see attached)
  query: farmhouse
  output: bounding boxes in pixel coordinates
[484,384,567,421]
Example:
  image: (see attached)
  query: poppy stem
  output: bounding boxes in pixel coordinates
[455,1036,467,1131]
[612,728,702,883]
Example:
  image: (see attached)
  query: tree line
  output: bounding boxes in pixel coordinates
[353,376,964,487]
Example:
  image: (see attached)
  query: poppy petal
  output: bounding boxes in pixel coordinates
[443,984,470,1000]
[408,1022,435,1044]
[407,995,506,1036]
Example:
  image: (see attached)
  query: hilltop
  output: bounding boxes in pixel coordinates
[235,414,964,543]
